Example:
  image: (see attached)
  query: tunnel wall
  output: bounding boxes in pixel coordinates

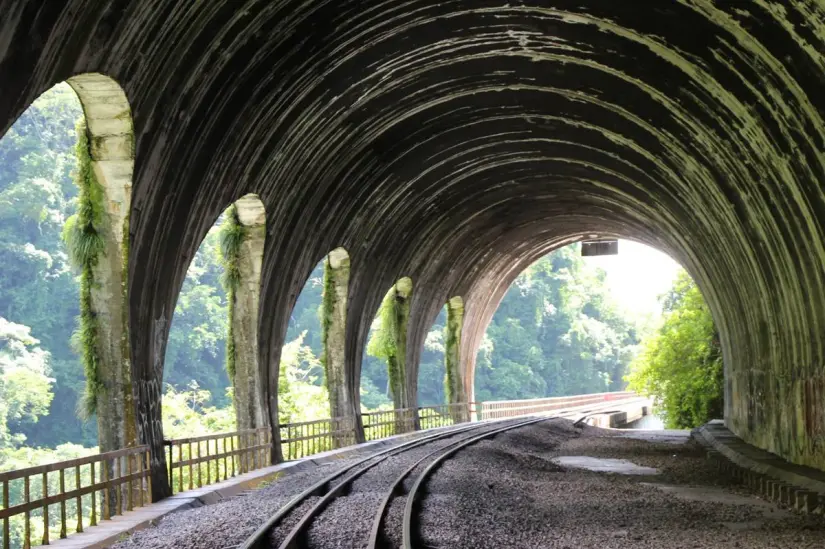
[1,0,825,488]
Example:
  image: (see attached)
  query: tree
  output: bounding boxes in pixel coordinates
[475,245,639,401]
[278,333,329,423]
[0,84,91,447]
[626,270,723,428]
[0,318,54,453]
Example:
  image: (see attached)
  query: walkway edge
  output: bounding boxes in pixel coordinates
[693,420,825,514]
[47,424,464,549]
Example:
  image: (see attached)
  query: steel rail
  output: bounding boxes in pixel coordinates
[367,415,546,549]
[237,419,507,549]
[399,399,646,549]
[275,418,540,549]
[239,397,646,549]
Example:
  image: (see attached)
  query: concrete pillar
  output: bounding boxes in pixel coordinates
[67,75,137,454]
[444,296,469,422]
[230,195,267,432]
[391,278,414,411]
[321,248,357,444]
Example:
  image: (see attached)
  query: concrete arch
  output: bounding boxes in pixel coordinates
[228,194,267,432]
[4,0,825,493]
[319,246,353,429]
[63,74,137,457]
[459,231,716,404]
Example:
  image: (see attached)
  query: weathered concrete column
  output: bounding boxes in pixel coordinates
[321,248,357,445]
[66,75,137,454]
[230,195,267,432]
[393,278,415,430]
[369,277,415,421]
[444,296,469,422]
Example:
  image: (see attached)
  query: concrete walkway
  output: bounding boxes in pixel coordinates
[47,426,456,548]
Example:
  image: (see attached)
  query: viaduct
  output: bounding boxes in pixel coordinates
[1,0,824,500]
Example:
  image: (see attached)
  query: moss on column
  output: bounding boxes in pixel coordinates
[63,119,136,454]
[219,197,267,432]
[320,248,354,445]
[444,296,468,421]
[369,277,413,412]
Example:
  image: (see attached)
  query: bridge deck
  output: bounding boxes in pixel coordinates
[103,417,825,548]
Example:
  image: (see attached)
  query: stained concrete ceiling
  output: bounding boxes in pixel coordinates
[2,1,824,467]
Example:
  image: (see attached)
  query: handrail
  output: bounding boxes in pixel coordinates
[164,428,271,494]
[1,446,151,549]
[0,391,636,548]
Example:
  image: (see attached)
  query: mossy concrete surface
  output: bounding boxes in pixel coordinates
[445,296,468,418]
[5,1,825,495]
[67,74,137,453]
[323,247,356,431]
[232,195,267,431]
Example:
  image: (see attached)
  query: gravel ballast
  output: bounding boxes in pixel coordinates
[110,419,527,549]
[112,419,825,549]
[416,422,825,549]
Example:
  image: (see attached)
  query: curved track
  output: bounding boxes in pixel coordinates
[239,401,636,549]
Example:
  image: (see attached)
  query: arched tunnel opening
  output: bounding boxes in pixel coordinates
[0,2,824,538]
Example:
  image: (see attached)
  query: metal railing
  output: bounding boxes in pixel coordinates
[1,391,637,548]
[418,403,474,429]
[0,446,151,549]
[362,403,475,440]
[478,391,636,420]
[362,408,416,440]
[165,428,271,495]
[279,417,356,460]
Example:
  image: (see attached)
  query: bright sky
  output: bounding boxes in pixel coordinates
[583,240,682,320]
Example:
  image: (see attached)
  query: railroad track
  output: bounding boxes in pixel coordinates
[238,400,639,549]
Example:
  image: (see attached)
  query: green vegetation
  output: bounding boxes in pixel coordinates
[0,83,92,446]
[61,120,106,417]
[218,205,243,379]
[474,246,639,401]
[627,270,724,428]
[0,319,54,450]
[0,83,723,485]
[319,256,335,374]
[367,278,412,407]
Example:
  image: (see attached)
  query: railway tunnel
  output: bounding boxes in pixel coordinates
[1,0,825,506]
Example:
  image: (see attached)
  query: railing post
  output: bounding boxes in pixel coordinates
[23,475,30,549]
[90,462,97,526]
[3,479,10,549]
[41,472,49,546]
[166,442,173,493]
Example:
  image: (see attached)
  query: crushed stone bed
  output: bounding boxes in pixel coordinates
[111,419,527,549]
[415,423,825,549]
[113,420,825,549]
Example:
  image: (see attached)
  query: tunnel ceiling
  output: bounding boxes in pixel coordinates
[2,1,825,467]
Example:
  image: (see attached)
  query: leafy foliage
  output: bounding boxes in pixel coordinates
[164,226,230,406]
[474,246,639,401]
[278,332,330,423]
[368,285,404,403]
[218,206,243,380]
[62,120,106,418]
[626,270,723,428]
[0,318,54,451]
[161,381,235,439]
[0,84,94,446]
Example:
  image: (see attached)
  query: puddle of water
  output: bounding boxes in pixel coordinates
[552,456,660,475]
